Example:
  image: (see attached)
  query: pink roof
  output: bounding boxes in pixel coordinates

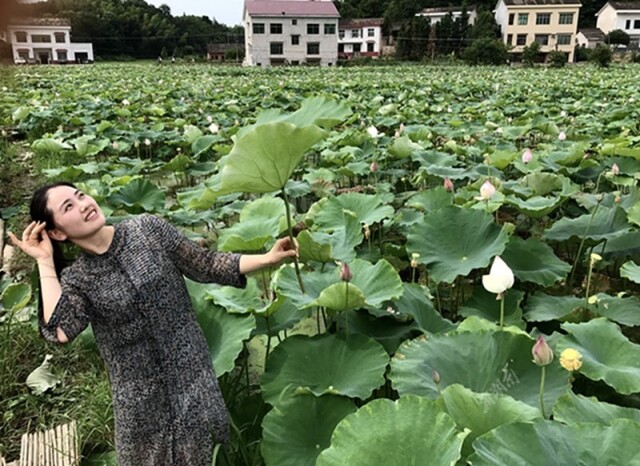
[246,1,340,17]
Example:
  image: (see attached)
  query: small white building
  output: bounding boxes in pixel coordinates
[8,17,94,64]
[596,1,640,47]
[338,18,384,59]
[575,28,606,48]
[415,6,478,25]
[244,0,340,67]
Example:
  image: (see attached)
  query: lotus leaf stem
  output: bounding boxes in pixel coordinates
[499,294,505,330]
[539,366,547,418]
[281,187,306,294]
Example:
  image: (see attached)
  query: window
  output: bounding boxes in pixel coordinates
[557,34,571,45]
[507,34,513,45]
[368,28,375,37]
[15,31,27,43]
[307,23,319,34]
[626,19,631,29]
[270,23,283,34]
[324,24,336,34]
[508,13,514,25]
[339,29,345,39]
[253,23,265,34]
[57,50,67,61]
[307,42,320,54]
[534,34,549,45]
[516,34,527,46]
[353,43,361,53]
[270,42,283,55]
[54,32,66,43]
[536,13,550,25]
[351,29,360,38]
[518,13,528,25]
[338,43,344,53]
[291,35,300,45]
[292,19,297,25]
[367,42,374,52]
[31,34,51,43]
[559,13,573,24]
[635,19,640,29]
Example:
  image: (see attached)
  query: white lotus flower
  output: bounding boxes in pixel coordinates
[207,115,213,123]
[121,99,130,106]
[478,180,496,200]
[144,138,151,146]
[560,110,567,117]
[482,256,514,297]
[367,125,379,138]
[208,123,219,134]
[558,131,566,141]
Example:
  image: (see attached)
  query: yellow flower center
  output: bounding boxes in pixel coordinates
[560,348,583,372]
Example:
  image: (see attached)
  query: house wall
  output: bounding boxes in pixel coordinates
[597,4,640,42]
[8,24,93,63]
[496,2,581,61]
[245,13,338,66]
[415,10,477,25]
[338,25,382,57]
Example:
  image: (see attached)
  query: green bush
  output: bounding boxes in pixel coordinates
[606,29,630,47]
[574,46,590,62]
[522,41,541,66]
[461,38,509,65]
[590,43,613,67]
[547,50,568,67]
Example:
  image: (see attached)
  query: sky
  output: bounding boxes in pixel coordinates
[146,0,244,26]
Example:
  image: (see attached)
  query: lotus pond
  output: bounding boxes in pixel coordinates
[1,63,640,465]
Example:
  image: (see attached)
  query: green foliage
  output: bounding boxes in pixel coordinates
[590,43,613,67]
[606,29,630,46]
[547,50,568,67]
[462,38,509,65]
[522,41,541,66]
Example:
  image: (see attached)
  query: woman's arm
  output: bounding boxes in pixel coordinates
[239,237,298,274]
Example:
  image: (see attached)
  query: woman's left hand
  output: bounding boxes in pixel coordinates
[266,237,298,266]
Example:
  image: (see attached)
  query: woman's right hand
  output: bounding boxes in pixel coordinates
[7,221,54,262]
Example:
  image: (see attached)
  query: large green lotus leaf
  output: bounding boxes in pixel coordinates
[468,419,640,466]
[459,288,525,329]
[589,293,640,326]
[255,298,309,336]
[627,202,640,227]
[391,283,455,334]
[405,187,454,213]
[218,219,281,251]
[543,206,633,242]
[438,384,540,460]
[349,258,403,308]
[311,211,363,262]
[553,391,640,425]
[270,96,352,130]
[406,206,508,284]
[331,193,395,226]
[455,316,527,336]
[204,278,265,315]
[487,149,516,170]
[261,333,389,404]
[520,172,577,196]
[221,122,327,194]
[314,282,366,312]
[523,293,584,322]
[108,178,165,213]
[261,394,357,466]
[556,318,640,394]
[501,236,571,286]
[316,395,467,466]
[504,195,566,218]
[1,283,31,311]
[26,354,61,395]
[388,135,423,158]
[390,330,570,409]
[188,280,256,376]
[297,230,332,263]
[275,265,339,308]
[620,261,640,283]
[31,137,72,154]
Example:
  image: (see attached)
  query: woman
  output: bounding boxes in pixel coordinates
[8,182,297,465]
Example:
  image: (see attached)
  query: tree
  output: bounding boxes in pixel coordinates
[590,43,613,67]
[547,50,567,67]
[521,41,541,66]
[469,9,500,40]
[462,38,508,65]
[606,29,630,47]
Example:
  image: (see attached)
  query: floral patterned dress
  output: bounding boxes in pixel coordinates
[40,214,246,465]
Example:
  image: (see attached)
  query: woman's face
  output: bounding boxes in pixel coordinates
[45,185,106,241]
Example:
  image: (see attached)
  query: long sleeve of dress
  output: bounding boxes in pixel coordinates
[138,214,247,288]
[39,271,91,344]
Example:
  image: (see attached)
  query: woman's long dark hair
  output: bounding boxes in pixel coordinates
[30,181,77,277]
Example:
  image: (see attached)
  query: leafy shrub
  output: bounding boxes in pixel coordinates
[461,38,508,65]
[590,44,613,67]
[522,41,541,66]
[606,29,630,47]
[547,50,568,67]
[574,46,590,62]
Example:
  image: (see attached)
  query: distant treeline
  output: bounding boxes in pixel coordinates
[10,0,243,59]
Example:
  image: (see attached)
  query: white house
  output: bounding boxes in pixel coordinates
[415,6,478,25]
[596,1,640,47]
[575,28,606,48]
[338,18,384,59]
[8,17,94,64]
[244,0,340,67]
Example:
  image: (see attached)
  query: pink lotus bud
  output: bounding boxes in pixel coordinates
[532,335,554,366]
[612,163,619,176]
[522,148,533,164]
[443,177,454,192]
[340,263,352,282]
[479,180,496,200]
[370,161,378,173]
[558,131,566,141]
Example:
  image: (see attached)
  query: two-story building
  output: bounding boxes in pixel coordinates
[494,0,582,62]
[596,1,640,48]
[416,6,478,25]
[244,0,340,67]
[8,17,93,64]
[338,18,384,59]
